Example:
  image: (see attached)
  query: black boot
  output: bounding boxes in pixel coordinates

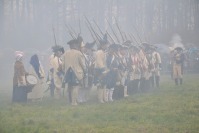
[68,88,72,104]
[155,76,160,88]
[180,78,183,85]
[139,78,145,92]
[175,79,178,85]
[150,76,154,88]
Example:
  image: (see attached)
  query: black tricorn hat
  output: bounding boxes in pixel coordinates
[122,40,132,47]
[123,40,132,45]
[103,34,108,41]
[119,44,128,49]
[99,39,108,45]
[85,41,96,49]
[108,43,120,51]
[99,34,109,45]
[141,42,150,47]
[129,45,140,51]
[141,42,151,50]
[174,47,183,51]
[67,38,78,45]
[52,45,63,52]
[150,45,158,49]
[60,47,65,53]
[77,35,83,44]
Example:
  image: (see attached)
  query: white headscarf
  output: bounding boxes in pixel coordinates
[15,51,24,61]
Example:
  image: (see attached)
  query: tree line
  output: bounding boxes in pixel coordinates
[0,0,198,49]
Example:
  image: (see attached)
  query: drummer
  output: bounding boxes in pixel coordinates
[28,54,45,102]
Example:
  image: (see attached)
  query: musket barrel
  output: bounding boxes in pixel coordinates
[85,21,100,46]
[106,18,120,43]
[93,19,104,36]
[65,24,76,39]
[106,30,115,44]
[85,16,101,42]
[132,25,142,44]
[52,27,57,46]
[114,17,125,43]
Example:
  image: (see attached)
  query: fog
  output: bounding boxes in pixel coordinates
[0,0,199,99]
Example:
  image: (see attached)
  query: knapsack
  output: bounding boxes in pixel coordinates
[64,67,79,85]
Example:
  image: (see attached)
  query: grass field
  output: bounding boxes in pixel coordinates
[0,75,199,133]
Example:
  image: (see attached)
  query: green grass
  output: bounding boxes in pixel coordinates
[0,74,199,133]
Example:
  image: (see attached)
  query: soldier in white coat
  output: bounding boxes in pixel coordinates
[49,46,63,99]
[78,41,96,103]
[151,46,162,88]
[171,47,185,85]
[94,39,109,103]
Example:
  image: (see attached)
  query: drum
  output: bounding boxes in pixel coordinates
[26,74,38,86]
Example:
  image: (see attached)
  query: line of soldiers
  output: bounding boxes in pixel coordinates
[47,34,164,106]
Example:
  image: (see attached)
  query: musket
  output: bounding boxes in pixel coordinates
[123,32,128,41]
[114,17,125,43]
[106,30,115,44]
[84,16,102,42]
[85,21,98,44]
[93,19,110,43]
[140,23,148,42]
[127,33,137,45]
[93,19,104,36]
[128,33,134,42]
[132,25,142,44]
[130,33,140,45]
[69,24,78,38]
[106,18,120,43]
[52,27,57,46]
[68,32,76,39]
[85,21,101,47]
[65,24,76,39]
[79,17,81,35]
[85,20,101,42]
[128,33,138,45]
[145,31,151,43]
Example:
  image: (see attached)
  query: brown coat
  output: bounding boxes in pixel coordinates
[62,49,86,81]
[13,61,27,87]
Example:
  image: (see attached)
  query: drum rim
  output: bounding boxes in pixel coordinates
[26,74,38,85]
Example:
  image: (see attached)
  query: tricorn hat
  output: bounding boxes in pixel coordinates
[108,43,120,51]
[52,45,63,53]
[141,42,151,50]
[119,44,128,50]
[122,40,132,48]
[129,45,140,51]
[141,42,150,47]
[77,35,83,44]
[174,47,183,51]
[99,34,109,46]
[99,39,108,46]
[67,39,78,45]
[152,45,158,49]
[85,41,96,49]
